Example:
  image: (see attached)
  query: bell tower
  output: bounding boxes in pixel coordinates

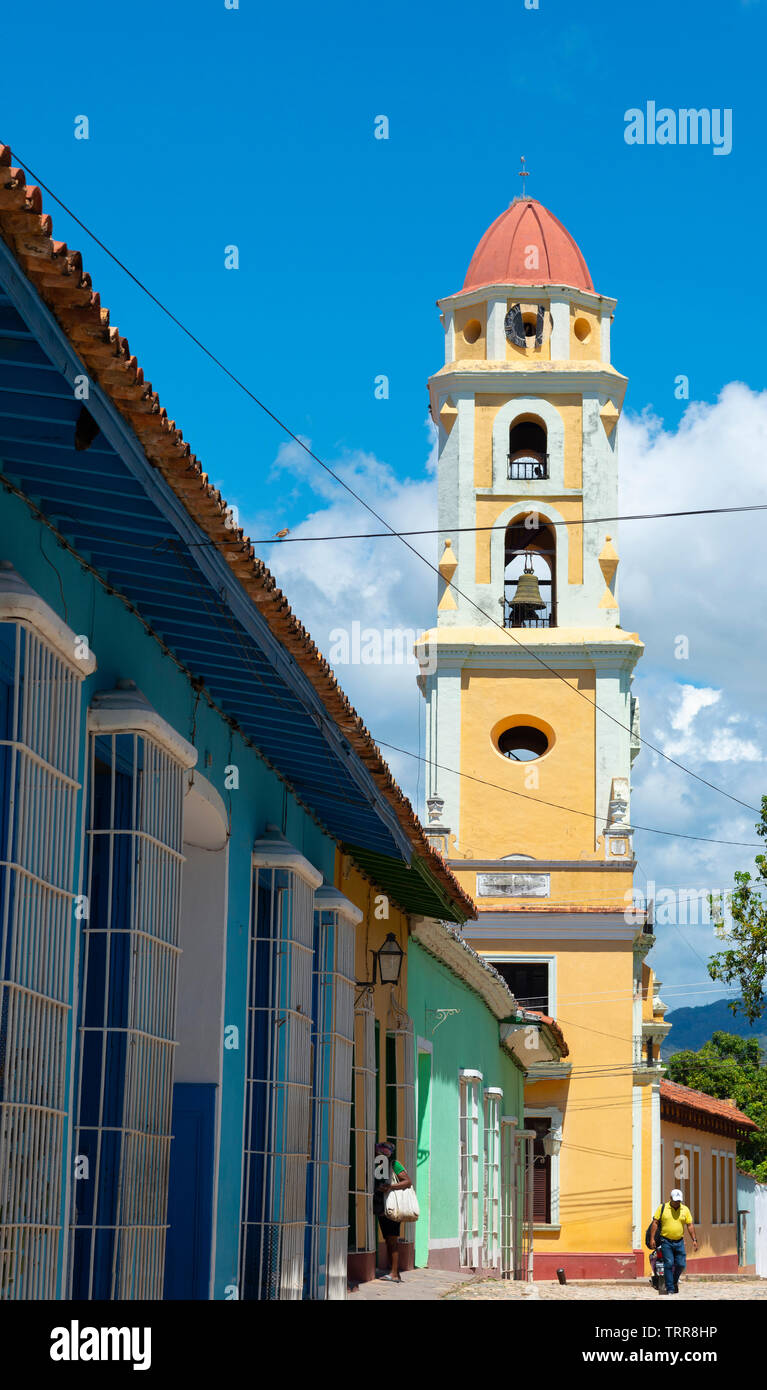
[419,194,643,875]
[418,193,659,1280]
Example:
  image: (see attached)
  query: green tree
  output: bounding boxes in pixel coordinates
[708,794,767,1024]
[666,1032,767,1180]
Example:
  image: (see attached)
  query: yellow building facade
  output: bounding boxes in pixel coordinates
[419,195,669,1277]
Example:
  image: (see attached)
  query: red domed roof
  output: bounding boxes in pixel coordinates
[462,198,593,293]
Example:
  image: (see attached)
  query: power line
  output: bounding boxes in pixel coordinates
[377,739,762,847]
[6,146,759,819]
[245,501,767,545]
[31,501,767,552]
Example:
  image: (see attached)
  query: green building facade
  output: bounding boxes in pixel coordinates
[407,922,529,1275]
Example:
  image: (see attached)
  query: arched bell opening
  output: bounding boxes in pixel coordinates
[503,516,556,628]
[507,416,548,482]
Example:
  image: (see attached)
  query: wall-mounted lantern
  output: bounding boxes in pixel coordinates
[374,932,404,985]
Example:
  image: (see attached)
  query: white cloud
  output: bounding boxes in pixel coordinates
[669,685,720,736]
[660,683,762,763]
[246,386,767,1005]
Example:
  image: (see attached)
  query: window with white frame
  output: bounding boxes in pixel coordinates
[306,886,359,1301]
[240,830,322,1301]
[712,1149,736,1225]
[348,990,376,1257]
[672,1142,701,1223]
[459,1070,482,1266]
[385,1000,416,1188]
[0,575,92,1300]
[499,1116,517,1279]
[483,1089,502,1268]
[71,691,194,1300]
[486,956,553,1014]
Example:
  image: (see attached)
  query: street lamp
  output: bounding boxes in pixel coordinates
[542,1130,562,1159]
[374,933,404,985]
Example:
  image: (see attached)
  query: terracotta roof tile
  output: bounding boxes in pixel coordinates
[660,1079,757,1131]
[0,144,475,921]
[522,1009,569,1058]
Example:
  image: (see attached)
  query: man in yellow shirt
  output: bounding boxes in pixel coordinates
[649,1187,699,1294]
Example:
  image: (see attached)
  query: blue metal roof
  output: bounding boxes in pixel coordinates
[0,267,412,863]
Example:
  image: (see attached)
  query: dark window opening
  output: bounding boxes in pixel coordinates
[508,419,548,481]
[497,725,549,761]
[529,1117,552,1225]
[492,961,549,1014]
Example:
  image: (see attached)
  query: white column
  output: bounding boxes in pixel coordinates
[593,661,632,849]
[651,1084,661,1209]
[434,665,462,846]
[445,310,455,363]
[632,1085,643,1250]
[486,298,507,359]
[600,311,612,364]
[549,297,570,359]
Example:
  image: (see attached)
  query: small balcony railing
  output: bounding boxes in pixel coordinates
[508,450,549,481]
[503,583,554,629]
[633,1035,662,1069]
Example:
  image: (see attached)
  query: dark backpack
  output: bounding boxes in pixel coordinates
[645,1203,667,1250]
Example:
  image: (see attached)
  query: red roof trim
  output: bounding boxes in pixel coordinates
[523,1009,569,1059]
[0,144,475,921]
[660,1079,757,1131]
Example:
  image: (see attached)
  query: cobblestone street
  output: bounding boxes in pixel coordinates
[350,1270,767,1301]
[445,1277,767,1300]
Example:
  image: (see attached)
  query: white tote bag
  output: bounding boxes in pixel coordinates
[384,1185,420,1222]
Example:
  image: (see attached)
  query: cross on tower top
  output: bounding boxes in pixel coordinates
[518,155,530,198]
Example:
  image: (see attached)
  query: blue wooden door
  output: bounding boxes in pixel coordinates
[164,1083,216,1300]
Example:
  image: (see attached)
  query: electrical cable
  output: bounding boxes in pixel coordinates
[377,738,762,847]
[4,147,759,818]
[244,501,767,545]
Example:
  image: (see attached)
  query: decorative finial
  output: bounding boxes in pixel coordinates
[518,155,530,199]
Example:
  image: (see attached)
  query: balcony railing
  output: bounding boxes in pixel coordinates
[503,584,554,629]
[633,1035,663,1069]
[508,450,549,481]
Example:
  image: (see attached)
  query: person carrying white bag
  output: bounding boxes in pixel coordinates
[373,1140,418,1283]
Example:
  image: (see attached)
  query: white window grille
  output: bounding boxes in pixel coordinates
[348,990,376,1257]
[672,1141,701,1223]
[483,1088,502,1268]
[70,686,194,1300]
[307,886,359,1300]
[240,830,322,1300]
[459,1070,482,1267]
[517,1128,535,1280]
[385,997,416,1186]
[0,571,93,1301]
[712,1149,736,1226]
[500,1115,517,1279]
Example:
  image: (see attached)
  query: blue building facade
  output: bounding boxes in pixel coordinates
[0,146,470,1300]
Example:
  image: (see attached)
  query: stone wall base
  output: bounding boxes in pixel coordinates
[534,1250,645,1281]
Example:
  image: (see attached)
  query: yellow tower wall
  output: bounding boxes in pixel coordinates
[471,932,641,1275]
[458,665,596,859]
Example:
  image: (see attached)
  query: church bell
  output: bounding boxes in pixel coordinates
[510,553,545,611]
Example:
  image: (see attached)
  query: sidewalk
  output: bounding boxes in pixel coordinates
[349,1268,477,1300]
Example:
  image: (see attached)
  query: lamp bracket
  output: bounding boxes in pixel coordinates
[426,1007,461,1034]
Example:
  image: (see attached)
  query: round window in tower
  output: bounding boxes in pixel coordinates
[573,316,592,344]
[491,716,554,763]
[463,318,482,345]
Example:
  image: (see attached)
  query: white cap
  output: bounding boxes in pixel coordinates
[670,1188,684,1202]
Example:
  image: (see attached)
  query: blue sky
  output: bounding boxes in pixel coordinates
[4,0,767,1010]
